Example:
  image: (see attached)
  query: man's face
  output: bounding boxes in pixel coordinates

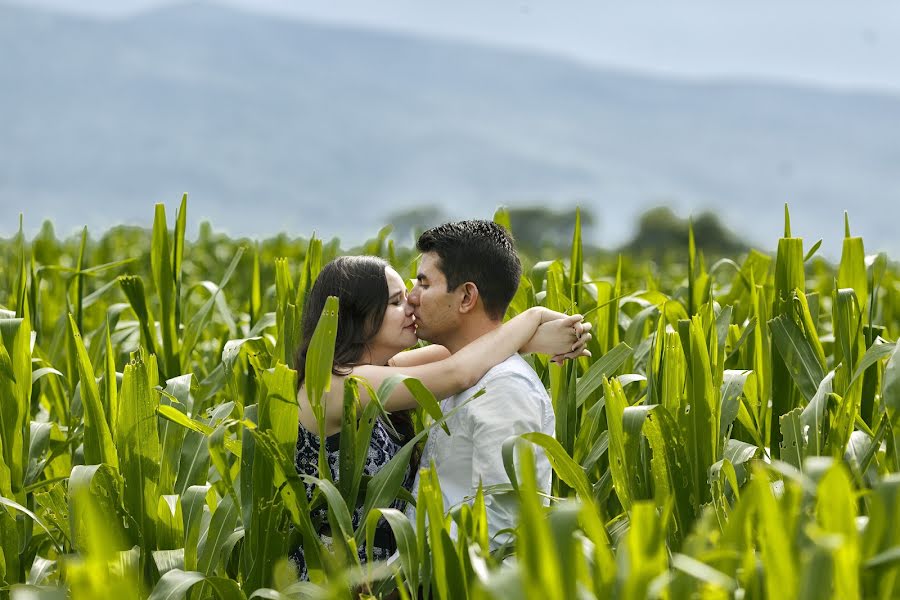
[407,251,461,345]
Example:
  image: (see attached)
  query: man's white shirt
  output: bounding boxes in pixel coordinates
[405,354,554,547]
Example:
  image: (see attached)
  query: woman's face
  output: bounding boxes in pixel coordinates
[369,266,417,358]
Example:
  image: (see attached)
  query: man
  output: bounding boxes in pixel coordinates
[404,220,581,546]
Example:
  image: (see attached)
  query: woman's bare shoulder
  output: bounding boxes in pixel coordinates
[297,373,349,435]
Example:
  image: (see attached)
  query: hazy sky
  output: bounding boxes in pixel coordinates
[9,0,900,94]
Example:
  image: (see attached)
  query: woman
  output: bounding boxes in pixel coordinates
[291,255,589,575]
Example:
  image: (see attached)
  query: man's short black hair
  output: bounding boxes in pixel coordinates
[417,220,522,320]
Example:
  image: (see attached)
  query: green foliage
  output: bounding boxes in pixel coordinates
[1,199,899,598]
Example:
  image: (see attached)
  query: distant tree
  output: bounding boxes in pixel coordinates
[506,206,596,255]
[386,206,450,244]
[621,206,747,259]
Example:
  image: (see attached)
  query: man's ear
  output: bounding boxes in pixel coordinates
[458,282,480,314]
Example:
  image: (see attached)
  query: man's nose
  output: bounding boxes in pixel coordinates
[407,286,420,306]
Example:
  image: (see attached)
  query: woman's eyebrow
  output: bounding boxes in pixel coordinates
[388,290,403,301]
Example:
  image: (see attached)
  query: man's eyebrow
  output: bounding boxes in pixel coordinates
[416,273,428,282]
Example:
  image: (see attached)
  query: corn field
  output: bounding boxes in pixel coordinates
[1,196,899,599]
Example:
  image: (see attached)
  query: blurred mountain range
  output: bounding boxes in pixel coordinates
[1,1,898,257]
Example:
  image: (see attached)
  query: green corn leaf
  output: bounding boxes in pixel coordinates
[803,238,823,262]
[415,466,448,599]
[850,338,895,387]
[147,569,206,600]
[799,370,836,457]
[250,244,262,328]
[304,295,338,425]
[273,257,299,366]
[578,430,609,473]
[671,553,736,592]
[156,494,184,551]
[0,313,33,504]
[117,352,161,549]
[147,569,246,600]
[838,212,868,317]
[553,362,578,493]
[375,374,449,435]
[623,404,695,546]
[153,548,186,577]
[175,430,211,496]
[247,429,326,583]
[303,475,357,564]
[604,376,633,511]
[519,432,592,500]
[570,207,583,308]
[864,546,900,569]
[297,236,323,314]
[182,484,210,572]
[884,345,900,471]
[575,342,634,407]
[501,436,521,494]
[506,274,535,318]
[621,501,669,600]
[680,316,718,506]
[119,275,159,359]
[355,393,479,546]
[771,212,805,459]
[688,219,697,316]
[834,287,866,381]
[151,204,180,379]
[0,495,62,553]
[197,494,239,576]
[242,364,299,590]
[0,330,15,383]
[573,383,608,468]
[209,422,241,514]
[103,319,118,431]
[68,463,127,552]
[793,291,826,367]
[73,227,87,335]
[338,378,360,507]
[780,408,806,471]
[514,443,561,599]
[816,462,861,600]
[68,314,117,469]
[173,194,187,328]
[365,508,418,592]
[769,314,826,402]
[26,555,57,586]
[720,369,751,435]
[350,379,383,514]
[493,206,512,232]
[181,247,245,367]
[156,405,242,458]
[158,375,193,496]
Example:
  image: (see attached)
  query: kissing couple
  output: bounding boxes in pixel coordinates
[291,220,591,576]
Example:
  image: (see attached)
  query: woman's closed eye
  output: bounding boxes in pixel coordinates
[389,291,407,306]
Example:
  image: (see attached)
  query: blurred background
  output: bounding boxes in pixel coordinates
[1,0,899,259]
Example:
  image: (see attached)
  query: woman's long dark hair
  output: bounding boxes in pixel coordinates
[294,256,415,445]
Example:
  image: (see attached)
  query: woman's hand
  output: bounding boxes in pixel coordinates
[521,311,592,359]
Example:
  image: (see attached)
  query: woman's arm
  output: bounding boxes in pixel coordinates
[388,344,452,368]
[352,307,581,413]
[300,307,586,435]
